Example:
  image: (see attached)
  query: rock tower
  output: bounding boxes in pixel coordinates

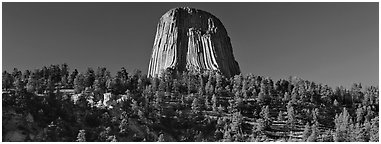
[148,7,240,77]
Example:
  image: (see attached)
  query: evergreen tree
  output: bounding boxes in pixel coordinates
[354,122,370,142]
[333,99,340,107]
[153,91,163,116]
[2,71,14,90]
[356,106,365,123]
[222,129,232,142]
[215,73,223,93]
[334,107,352,142]
[84,68,95,88]
[107,135,118,142]
[251,122,262,140]
[74,73,86,93]
[277,111,284,121]
[283,92,291,102]
[76,130,86,142]
[370,116,379,142]
[302,122,312,141]
[13,77,25,92]
[68,69,78,88]
[260,105,271,123]
[157,134,165,142]
[307,123,319,142]
[214,129,223,140]
[227,99,235,114]
[212,94,218,112]
[257,92,267,105]
[119,118,129,135]
[230,112,243,135]
[204,95,211,110]
[257,105,271,132]
[99,127,113,141]
[312,108,319,124]
[172,78,180,94]
[191,96,202,114]
[46,121,59,141]
[287,104,296,130]
[26,74,38,93]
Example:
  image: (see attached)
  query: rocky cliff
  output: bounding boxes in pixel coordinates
[148,7,241,77]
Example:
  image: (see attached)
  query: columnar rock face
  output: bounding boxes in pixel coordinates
[148,7,241,77]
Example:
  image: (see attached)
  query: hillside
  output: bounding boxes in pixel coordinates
[2,64,379,142]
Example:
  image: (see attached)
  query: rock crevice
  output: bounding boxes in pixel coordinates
[148,7,240,77]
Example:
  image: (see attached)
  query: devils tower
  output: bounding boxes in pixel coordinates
[148,7,240,77]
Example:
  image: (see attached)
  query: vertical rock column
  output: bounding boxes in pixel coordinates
[148,7,241,77]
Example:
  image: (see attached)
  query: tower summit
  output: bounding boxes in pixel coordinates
[148,7,240,77]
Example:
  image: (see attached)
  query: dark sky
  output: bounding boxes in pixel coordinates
[3,2,378,88]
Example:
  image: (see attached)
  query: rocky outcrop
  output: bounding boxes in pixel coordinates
[148,7,240,77]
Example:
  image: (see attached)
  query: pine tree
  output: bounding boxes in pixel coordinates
[131,99,140,115]
[2,71,14,90]
[61,75,68,88]
[287,104,296,130]
[172,78,180,94]
[209,84,215,95]
[370,116,379,142]
[277,111,284,121]
[205,95,211,110]
[76,129,86,142]
[353,122,369,142]
[74,73,85,94]
[235,96,243,111]
[107,135,118,142]
[227,99,235,114]
[312,108,319,124]
[333,99,340,107]
[119,118,129,135]
[259,106,271,131]
[334,107,352,142]
[321,130,334,142]
[290,91,298,104]
[46,121,58,141]
[242,79,248,98]
[93,79,103,96]
[26,74,37,93]
[99,127,112,141]
[302,122,311,141]
[191,96,201,114]
[260,105,271,122]
[68,69,78,88]
[356,106,365,123]
[154,91,163,116]
[251,123,262,140]
[257,92,266,104]
[157,134,165,142]
[283,92,291,102]
[231,112,243,134]
[214,129,223,140]
[307,123,319,142]
[215,73,223,93]
[13,77,25,92]
[222,129,232,142]
[212,94,218,112]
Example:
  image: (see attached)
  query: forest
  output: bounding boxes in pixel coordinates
[2,64,379,142]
